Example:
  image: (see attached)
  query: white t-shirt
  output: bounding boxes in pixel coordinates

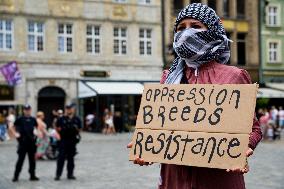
[7,114,15,125]
[279,110,284,121]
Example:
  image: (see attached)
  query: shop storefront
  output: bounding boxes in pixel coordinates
[78,81,147,132]
[0,84,22,116]
[257,86,284,109]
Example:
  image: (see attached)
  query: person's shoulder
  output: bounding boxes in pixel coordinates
[214,63,244,75]
[213,63,252,84]
[15,116,24,122]
[160,70,169,84]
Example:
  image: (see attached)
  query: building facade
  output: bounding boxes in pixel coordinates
[0,0,163,127]
[163,0,260,82]
[260,0,284,85]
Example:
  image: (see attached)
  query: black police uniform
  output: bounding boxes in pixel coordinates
[13,116,38,180]
[55,115,82,179]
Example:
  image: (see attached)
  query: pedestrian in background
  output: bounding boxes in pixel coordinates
[35,111,49,160]
[278,106,284,129]
[6,107,16,139]
[55,103,82,181]
[114,111,123,133]
[0,111,7,141]
[270,106,278,122]
[106,111,115,135]
[102,108,109,134]
[12,104,39,182]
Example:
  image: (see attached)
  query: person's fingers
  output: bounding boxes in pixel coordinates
[246,148,254,157]
[242,165,250,173]
[133,157,153,166]
[134,157,145,166]
[127,142,133,148]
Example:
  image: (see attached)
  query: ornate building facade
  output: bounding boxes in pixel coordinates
[0,0,163,126]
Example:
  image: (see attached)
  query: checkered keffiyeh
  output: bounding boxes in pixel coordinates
[165,3,231,84]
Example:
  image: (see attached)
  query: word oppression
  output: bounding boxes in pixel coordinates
[129,84,258,169]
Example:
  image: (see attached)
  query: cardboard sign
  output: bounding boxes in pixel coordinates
[129,84,258,170]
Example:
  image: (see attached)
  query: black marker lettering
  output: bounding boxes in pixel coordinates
[134,132,144,158]
[177,90,185,101]
[194,108,206,123]
[158,106,166,127]
[216,89,228,106]
[181,106,191,121]
[167,135,181,160]
[161,87,169,102]
[152,133,165,154]
[145,135,154,152]
[217,138,227,157]
[208,108,223,125]
[154,89,161,102]
[169,106,178,121]
[143,105,153,124]
[164,133,173,159]
[229,90,241,109]
[145,89,152,101]
[186,88,196,101]
[194,88,206,105]
[181,135,194,161]
[191,138,205,154]
[168,89,175,102]
[227,138,241,158]
[202,137,217,163]
[209,87,215,104]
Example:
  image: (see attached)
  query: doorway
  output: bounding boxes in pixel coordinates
[38,86,66,128]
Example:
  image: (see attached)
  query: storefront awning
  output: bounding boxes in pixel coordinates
[81,81,144,96]
[266,83,284,91]
[78,81,97,98]
[257,88,284,98]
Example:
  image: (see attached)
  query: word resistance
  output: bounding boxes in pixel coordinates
[133,131,243,165]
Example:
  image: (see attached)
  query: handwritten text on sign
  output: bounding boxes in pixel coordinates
[129,84,258,169]
[136,84,258,134]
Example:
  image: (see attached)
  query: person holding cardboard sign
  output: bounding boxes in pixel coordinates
[128,3,262,189]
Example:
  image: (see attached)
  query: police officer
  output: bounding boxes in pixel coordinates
[12,104,39,182]
[55,103,82,181]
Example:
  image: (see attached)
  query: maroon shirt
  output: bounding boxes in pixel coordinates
[158,61,262,189]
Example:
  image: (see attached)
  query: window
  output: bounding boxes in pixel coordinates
[139,28,152,55]
[223,0,230,17]
[58,23,73,53]
[0,85,14,100]
[86,25,100,54]
[268,41,281,63]
[113,0,126,3]
[267,5,280,26]
[28,21,44,52]
[237,0,245,19]
[191,0,201,3]
[138,0,150,4]
[113,27,127,55]
[208,0,217,11]
[237,33,246,66]
[173,0,183,15]
[0,19,13,50]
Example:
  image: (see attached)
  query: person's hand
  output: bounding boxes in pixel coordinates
[127,142,153,166]
[14,132,20,138]
[226,148,253,174]
[245,148,254,157]
[226,164,250,174]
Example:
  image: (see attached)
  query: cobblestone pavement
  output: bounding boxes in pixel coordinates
[0,132,283,189]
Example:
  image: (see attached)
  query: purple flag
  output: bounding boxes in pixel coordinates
[0,61,22,86]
